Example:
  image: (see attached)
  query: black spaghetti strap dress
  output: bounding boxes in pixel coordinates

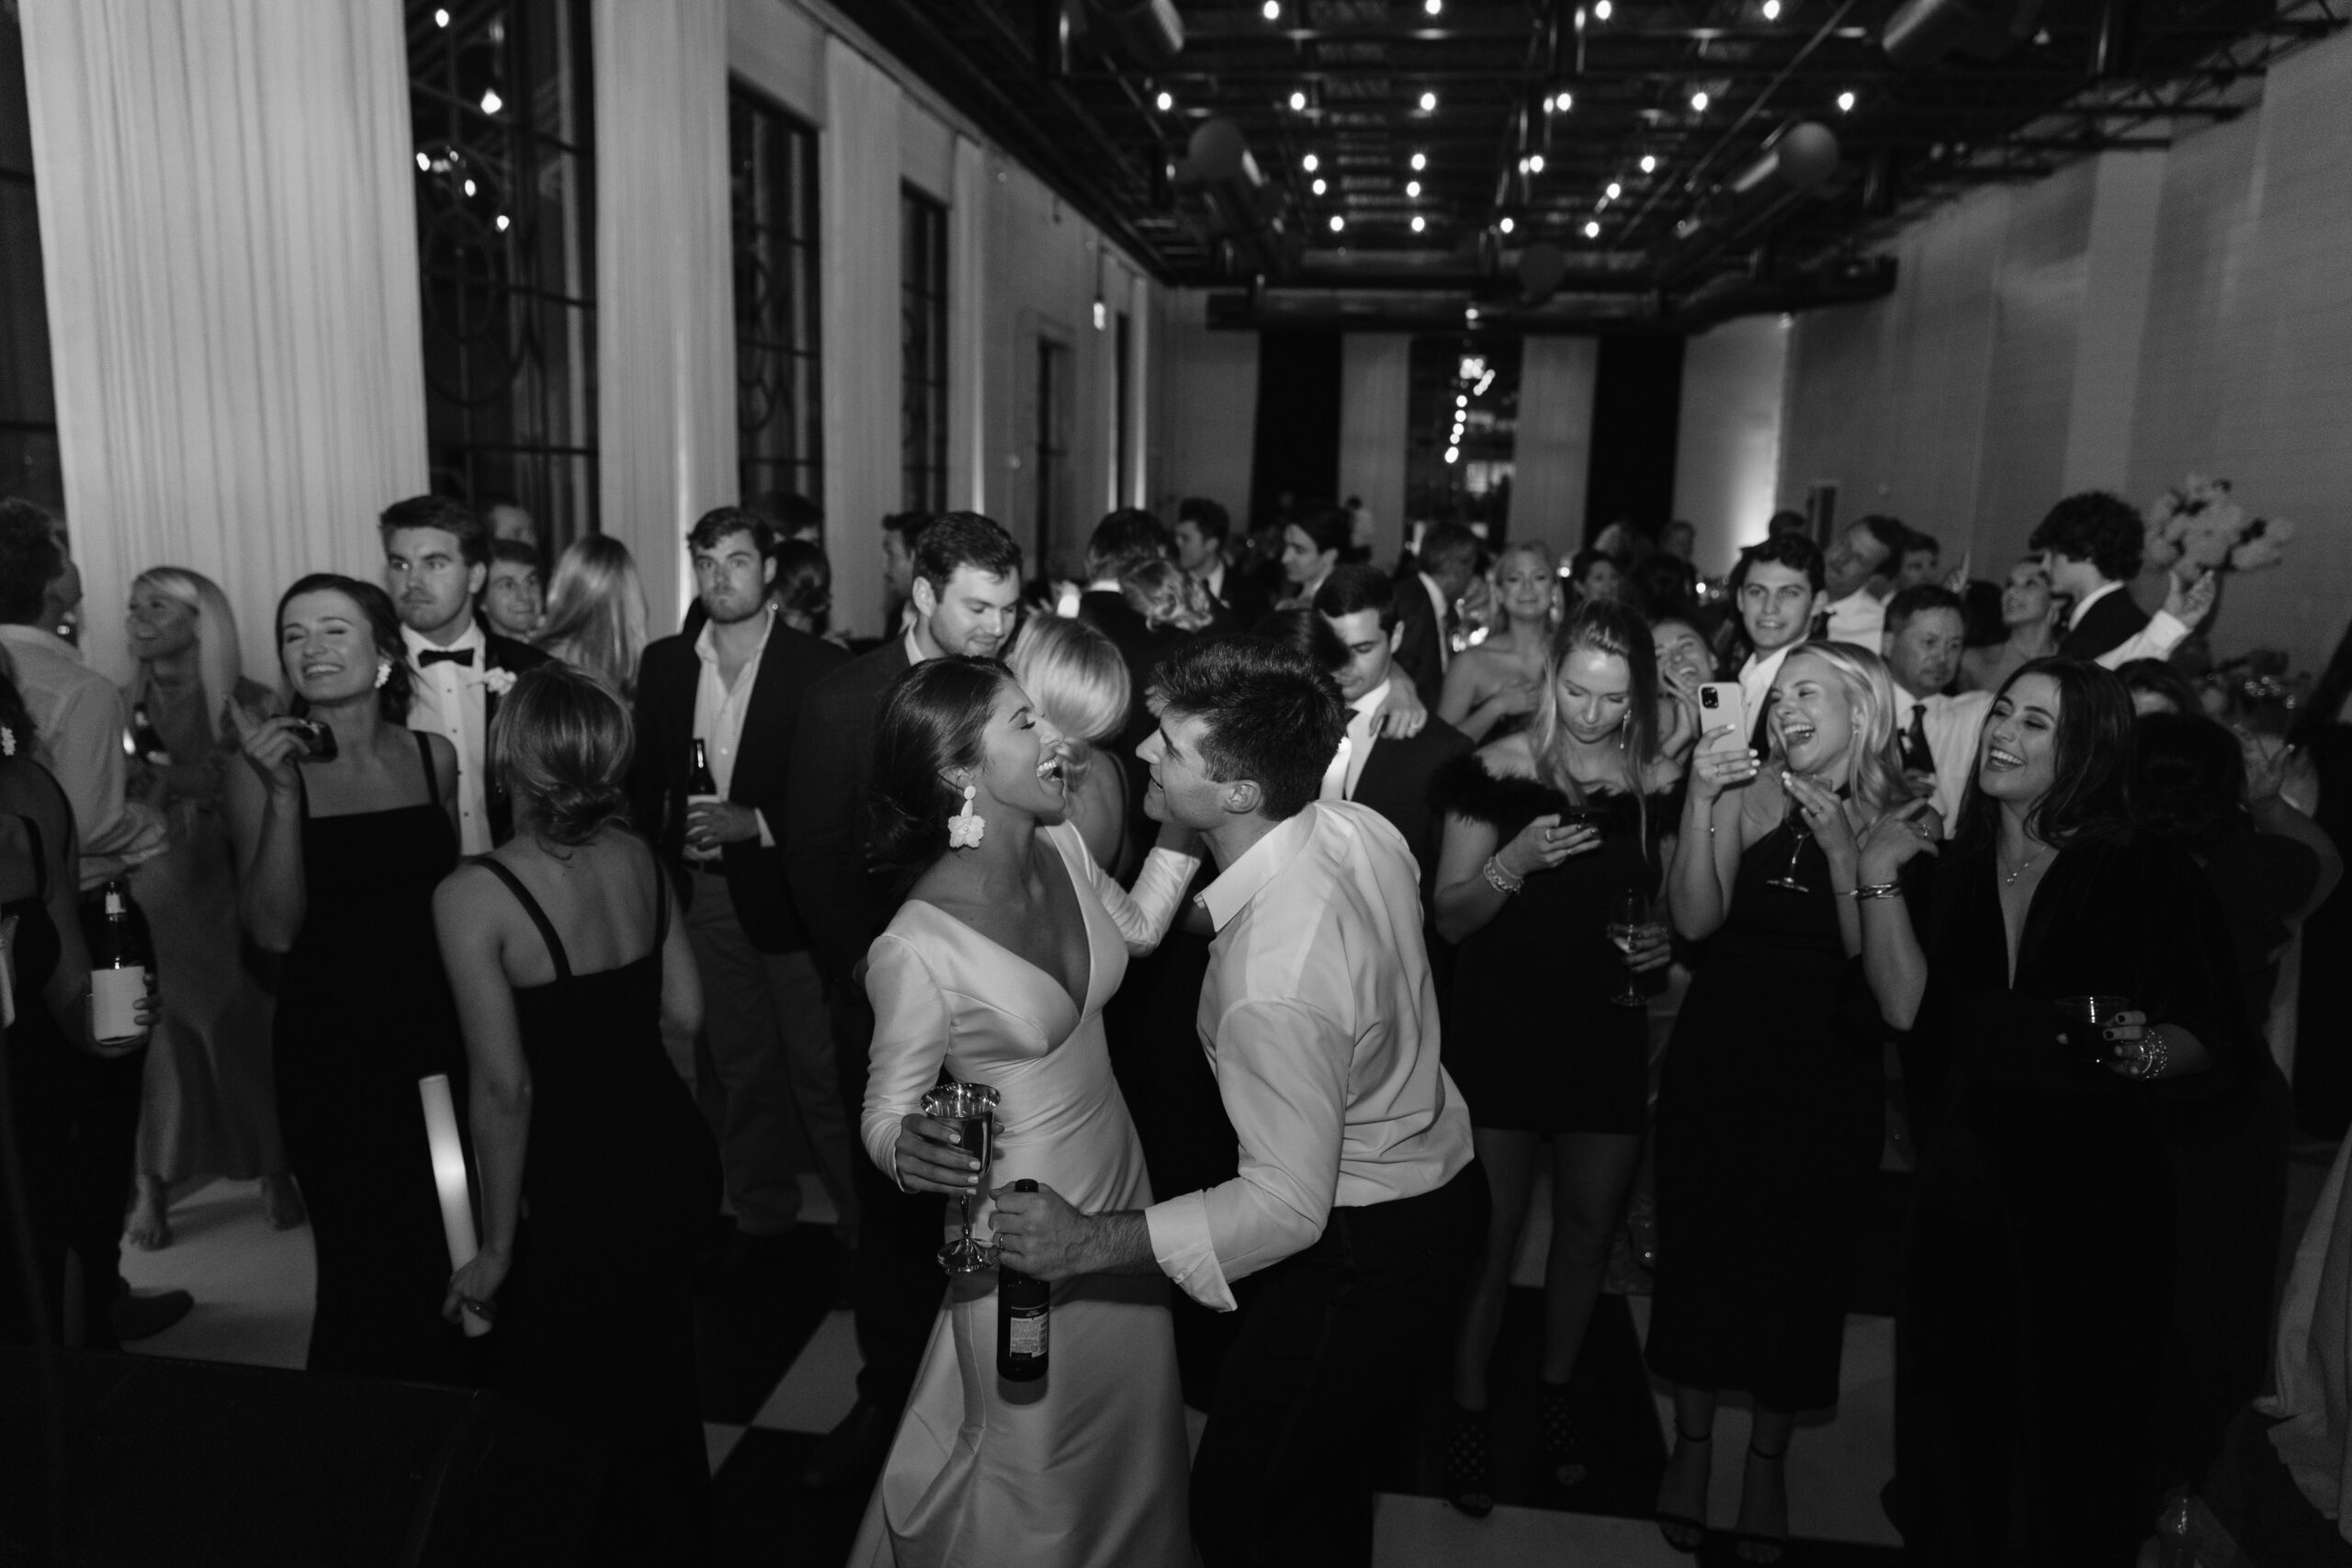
[274,731,468,1382]
[1,782,72,1344]
[1430,754,1663,1134]
[473,848,720,1566]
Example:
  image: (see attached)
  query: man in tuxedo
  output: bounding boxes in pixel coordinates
[1819,513,1911,649]
[1724,534,1829,755]
[379,495,550,853]
[1176,498,1268,631]
[2029,490,2211,666]
[1391,522,1481,712]
[631,507,851,1284]
[1313,567,1470,886]
[784,512,1024,1490]
[1076,508,1174,680]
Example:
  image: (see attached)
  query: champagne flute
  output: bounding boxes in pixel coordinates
[1767,772,1814,894]
[1607,887,1648,1008]
[922,1081,1001,1274]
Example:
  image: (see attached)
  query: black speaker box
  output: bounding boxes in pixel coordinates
[0,1348,604,1567]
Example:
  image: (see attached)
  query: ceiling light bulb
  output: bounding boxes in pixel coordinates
[1640,154,1657,173]
[1303,152,1319,172]
[1584,219,1601,238]
[1406,180,1420,197]
[1690,90,1710,111]
[1517,156,1529,174]
[1411,152,1428,171]
[415,152,431,172]
[434,6,449,24]
[1156,90,1173,111]
[1419,90,1438,111]
[1556,91,1575,112]
[1606,180,1622,198]
[1837,89,1856,112]
[1594,0,1612,17]
[1313,178,1327,195]
[1411,215,1427,232]
[1465,306,1479,320]
[1445,447,1461,464]
[1456,394,1469,408]
[1762,0,1780,16]
[1290,90,1307,111]
[495,214,510,231]
[463,178,477,196]
[1499,216,1515,233]
[1263,0,1281,17]
[1426,0,1443,12]
[1529,153,1545,174]
[1329,214,1345,232]
[480,88,503,115]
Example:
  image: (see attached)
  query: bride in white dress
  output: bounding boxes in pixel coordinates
[849,655,1198,1568]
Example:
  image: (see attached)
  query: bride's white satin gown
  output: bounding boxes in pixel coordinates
[849,823,1194,1568]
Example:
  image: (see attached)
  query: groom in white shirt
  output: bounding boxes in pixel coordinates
[993,635,1486,1567]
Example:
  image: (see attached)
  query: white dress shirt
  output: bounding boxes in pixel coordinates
[1823,588,1887,649]
[1737,643,1799,739]
[1143,802,1476,1311]
[2067,580,2195,668]
[693,604,778,848]
[1317,679,1387,803]
[1201,561,1228,604]
[1417,573,1451,671]
[1894,685,1994,834]
[0,623,167,887]
[402,620,492,854]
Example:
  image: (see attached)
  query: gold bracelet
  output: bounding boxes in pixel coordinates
[1483,854,1525,897]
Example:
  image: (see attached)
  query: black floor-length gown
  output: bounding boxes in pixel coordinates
[1432,755,1661,1134]
[274,732,469,1382]
[472,851,720,1565]
[1646,818,1883,1413]
[1898,829,2253,1566]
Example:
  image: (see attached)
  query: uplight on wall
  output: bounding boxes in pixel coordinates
[1093,299,1108,331]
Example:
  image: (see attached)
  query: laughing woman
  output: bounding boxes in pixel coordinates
[1647,640,1927,1563]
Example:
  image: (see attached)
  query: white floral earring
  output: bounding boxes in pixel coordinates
[947,784,986,850]
[375,659,393,689]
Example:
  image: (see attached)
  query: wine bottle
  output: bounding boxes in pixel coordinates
[89,880,151,1048]
[684,738,721,863]
[997,1179,1049,1383]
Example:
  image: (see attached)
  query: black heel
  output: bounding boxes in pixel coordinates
[1536,1380,1587,1489]
[1656,1426,1711,1554]
[1733,1441,1790,1565]
[1445,1405,1495,1519]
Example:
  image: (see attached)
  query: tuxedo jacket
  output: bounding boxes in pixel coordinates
[784,637,913,978]
[1350,714,1473,895]
[630,621,847,953]
[1390,581,1449,713]
[1211,569,1272,636]
[2057,586,2151,662]
[469,632,550,844]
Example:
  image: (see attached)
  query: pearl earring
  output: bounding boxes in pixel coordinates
[947,784,986,850]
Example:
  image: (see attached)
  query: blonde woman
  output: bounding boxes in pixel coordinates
[1118,558,1216,637]
[122,567,300,1246]
[537,535,649,698]
[1438,540,1562,743]
[1006,614,1132,872]
[1649,640,1925,1561]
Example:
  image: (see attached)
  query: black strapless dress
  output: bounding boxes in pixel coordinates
[472,850,720,1566]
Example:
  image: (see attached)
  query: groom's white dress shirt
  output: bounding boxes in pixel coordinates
[1143,801,1475,1312]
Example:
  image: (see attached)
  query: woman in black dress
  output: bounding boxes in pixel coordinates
[226,575,468,1382]
[1854,659,2253,1564]
[1651,640,1927,1561]
[1433,600,1679,1513]
[434,665,719,1564]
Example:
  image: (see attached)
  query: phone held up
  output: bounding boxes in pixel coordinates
[1698,682,1747,748]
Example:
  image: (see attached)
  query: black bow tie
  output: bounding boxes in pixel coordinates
[417,647,476,668]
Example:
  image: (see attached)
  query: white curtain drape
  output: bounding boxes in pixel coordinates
[821,39,901,638]
[1338,333,1410,567]
[20,0,425,683]
[1509,337,1600,555]
[948,136,989,514]
[594,0,734,637]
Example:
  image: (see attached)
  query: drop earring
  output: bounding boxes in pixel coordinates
[375,659,393,689]
[947,784,986,850]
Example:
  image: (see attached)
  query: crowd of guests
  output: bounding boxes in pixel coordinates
[0,475,2340,1568]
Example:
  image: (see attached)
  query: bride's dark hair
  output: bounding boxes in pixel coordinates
[869,656,1011,870]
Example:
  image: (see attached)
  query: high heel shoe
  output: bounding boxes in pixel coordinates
[1535,1379,1587,1489]
[1444,1405,1495,1519]
[1733,1440,1790,1565]
[1656,1426,1711,1554]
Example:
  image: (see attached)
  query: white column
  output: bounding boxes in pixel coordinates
[1674,316,1792,574]
[821,39,901,637]
[2060,149,2168,496]
[20,0,426,682]
[1126,270,1151,508]
[947,136,989,514]
[1508,337,1600,556]
[1337,333,1411,568]
[594,0,735,637]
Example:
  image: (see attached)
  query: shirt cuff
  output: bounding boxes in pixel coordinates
[1144,1190,1236,1312]
[755,808,776,850]
[2143,609,2189,658]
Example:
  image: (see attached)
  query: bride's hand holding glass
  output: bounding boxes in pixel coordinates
[895,1112,987,1196]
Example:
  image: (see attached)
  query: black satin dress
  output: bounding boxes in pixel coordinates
[1431,754,1663,1134]
[274,732,469,1382]
[473,852,720,1565]
[1898,829,2252,1567]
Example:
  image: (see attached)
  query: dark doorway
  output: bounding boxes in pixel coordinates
[1248,330,1342,530]
[1583,335,1685,547]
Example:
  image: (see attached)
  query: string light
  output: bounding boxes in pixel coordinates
[463,178,476,197]
[1606,180,1622,199]
[415,152,431,171]
[495,214,510,231]
[1419,90,1439,111]
[1456,394,1469,408]
[1410,152,1428,171]
[1290,89,1307,111]
[1837,89,1857,112]
[1411,215,1426,232]
[1555,91,1574,112]
[1156,90,1173,111]
[1640,153,1657,174]
[1585,219,1602,237]
[434,7,449,25]
[1445,447,1461,464]
[1313,178,1328,195]
[1303,152,1319,172]
[1329,214,1345,232]
[1690,90,1711,111]
[1529,153,1545,174]
[1406,180,1420,197]
[1499,216,1515,233]
[480,88,503,115]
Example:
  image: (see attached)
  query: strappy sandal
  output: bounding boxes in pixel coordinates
[1444,1405,1496,1518]
[1536,1379,1588,1489]
[1733,1440,1791,1565]
[1656,1426,1711,1554]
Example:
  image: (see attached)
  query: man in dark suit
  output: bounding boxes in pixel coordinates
[1075,508,1172,682]
[1391,522,1482,714]
[379,495,551,853]
[629,506,850,1287]
[1310,567,1472,888]
[784,512,1025,1491]
[2029,490,2204,662]
[1176,497,1269,632]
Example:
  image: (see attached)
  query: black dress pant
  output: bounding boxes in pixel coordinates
[831,982,948,1415]
[1192,1159,1487,1568]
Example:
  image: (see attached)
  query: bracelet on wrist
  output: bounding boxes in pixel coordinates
[1846,882,1903,901]
[1483,854,1525,897]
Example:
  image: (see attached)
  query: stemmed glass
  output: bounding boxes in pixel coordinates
[1767,773,1814,894]
[922,1081,1001,1274]
[1606,887,1652,1009]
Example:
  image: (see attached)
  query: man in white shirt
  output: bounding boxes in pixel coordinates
[1819,514,1911,649]
[994,636,1485,1566]
[379,497,550,855]
[1726,534,1830,753]
[1881,586,1991,833]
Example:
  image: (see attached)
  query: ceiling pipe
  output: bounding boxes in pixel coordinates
[1088,0,1184,68]
[1172,118,1289,278]
[1880,0,2044,69]
[1655,120,1841,289]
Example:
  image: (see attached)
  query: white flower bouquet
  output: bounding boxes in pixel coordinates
[2143,475,2293,574]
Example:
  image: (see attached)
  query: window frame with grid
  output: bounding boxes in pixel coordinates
[0,6,60,512]
[900,185,948,514]
[729,84,822,515]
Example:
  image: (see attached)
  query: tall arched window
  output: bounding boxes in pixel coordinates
[0,6,59,511]
[730,85,821,513]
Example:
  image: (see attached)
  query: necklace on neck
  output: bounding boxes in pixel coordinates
[1999,842,2051,886]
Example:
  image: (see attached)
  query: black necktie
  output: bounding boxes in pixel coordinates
[417,647,475,668]
[1809,610,1831,642]
[1902,701,1934,775]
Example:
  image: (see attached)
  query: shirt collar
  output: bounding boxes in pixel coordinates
[695,602,775,665]
[1742,642,1793,681]
[902,625,927,666]
[1197,807,1317,933]
[1351,677,1391,719]
[2068,579,2123,628]
[0,622,82,664]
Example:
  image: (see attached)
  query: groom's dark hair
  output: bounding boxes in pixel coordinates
[1149,635,1344,822]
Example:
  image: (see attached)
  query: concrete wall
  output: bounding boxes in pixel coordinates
[1673,314,1791,576]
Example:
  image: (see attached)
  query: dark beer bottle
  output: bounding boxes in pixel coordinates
[997,1179,1049,1382]
[684,739,720,862]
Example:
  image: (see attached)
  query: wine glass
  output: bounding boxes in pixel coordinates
[1606,887,1649,1009]
[922,1081,1001,1274]
[1767,773,1814,894]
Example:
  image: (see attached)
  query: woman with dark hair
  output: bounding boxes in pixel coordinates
[1650,639,1925,1561]
[1852,659,2255,1564]
[225,574,469,1382]
[1566,547,1623,604]
[433,665,719,1563]
[1431,600,1680,1514]
[848,655,1198,1568]
[772,537,838,642]
[1958,557,2065,694]
[2117,657,2203,717]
